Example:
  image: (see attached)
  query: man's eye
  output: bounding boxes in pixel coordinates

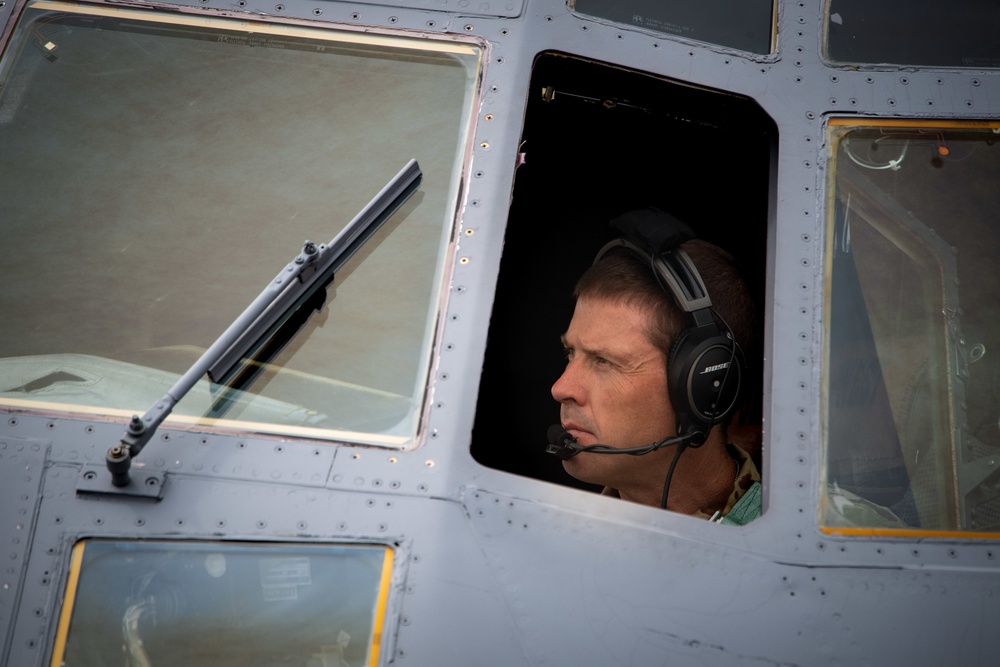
[563,348,574,361]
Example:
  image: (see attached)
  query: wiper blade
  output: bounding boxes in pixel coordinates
[106,159,422,487]
[207,159,422,386]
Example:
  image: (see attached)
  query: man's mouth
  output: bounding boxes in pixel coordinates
[561,420,594,444]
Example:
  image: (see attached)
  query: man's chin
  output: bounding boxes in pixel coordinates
[561,456,607,487]
[561,458,586,482]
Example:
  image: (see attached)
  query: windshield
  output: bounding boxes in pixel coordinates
[823,119,1000,535]
[0,1,482,446]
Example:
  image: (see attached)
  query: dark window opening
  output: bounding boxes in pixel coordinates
[471,52,776,492]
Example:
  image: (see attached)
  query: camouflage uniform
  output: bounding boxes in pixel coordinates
[603,443,762,525]
[703,443,761,526]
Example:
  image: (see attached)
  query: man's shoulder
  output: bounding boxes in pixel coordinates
[714,443,761,525]
[719,480,761,526]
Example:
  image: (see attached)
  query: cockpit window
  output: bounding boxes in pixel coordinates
[826,0,1000,68]
[0,1,481,447]
[570,0,775,55]
[823,119,1000,535]
[52,540,393,666]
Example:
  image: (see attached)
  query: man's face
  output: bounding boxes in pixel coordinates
[551,297,676,487]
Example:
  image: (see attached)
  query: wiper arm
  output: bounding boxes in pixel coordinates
[106,159,422,487]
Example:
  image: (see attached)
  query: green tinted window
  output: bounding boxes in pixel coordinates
[823,120,1000,534]
[53,540,393,666]
[0,1,481,447]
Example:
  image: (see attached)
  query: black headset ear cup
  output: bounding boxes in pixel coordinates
[667,322,744,439]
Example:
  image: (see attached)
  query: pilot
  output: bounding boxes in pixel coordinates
[548,208,761,524]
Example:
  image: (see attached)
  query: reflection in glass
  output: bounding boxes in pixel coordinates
[571,0,774,55]
[0,1,481,446]
[827,0,1000,68]
[823,120,1000,533]
[54,541,393,667]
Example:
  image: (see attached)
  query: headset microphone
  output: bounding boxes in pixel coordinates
[546,425,579,460]
[545,424,695,460]
[546,424,698,510]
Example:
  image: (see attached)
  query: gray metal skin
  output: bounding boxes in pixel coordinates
[1,1,998,666]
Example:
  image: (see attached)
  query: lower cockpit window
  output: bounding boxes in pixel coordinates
[823,119,1000,535]
[52,540,394,667]
[0,1,481,447]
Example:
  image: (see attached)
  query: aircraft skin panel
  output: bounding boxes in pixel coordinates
[2,0,1000,665]
[2,429,530,666]
[0,434,48,666]
[465,486,1000,665]
[4,410,999,666]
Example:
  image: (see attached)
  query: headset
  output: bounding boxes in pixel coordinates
[594,207,745,443]
[545,208,746,509]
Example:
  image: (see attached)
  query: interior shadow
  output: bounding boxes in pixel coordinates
[472,52,777,490]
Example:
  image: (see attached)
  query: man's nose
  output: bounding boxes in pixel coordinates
[551,362,583,405]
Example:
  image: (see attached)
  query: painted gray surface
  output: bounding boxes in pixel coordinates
[2,0,999,665]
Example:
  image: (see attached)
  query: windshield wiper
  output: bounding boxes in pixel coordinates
[105,159,422,487]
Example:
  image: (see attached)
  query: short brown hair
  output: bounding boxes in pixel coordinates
[574,239,755,364]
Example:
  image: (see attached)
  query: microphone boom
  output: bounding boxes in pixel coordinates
[546,425,692,459]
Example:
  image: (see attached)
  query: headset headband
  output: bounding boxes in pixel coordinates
[594,238,713,314]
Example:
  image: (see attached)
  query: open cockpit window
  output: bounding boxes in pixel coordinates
[823,119,1000,535]
[472,52,775,521]
[52,540,394,666]
[0,1,482,447]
